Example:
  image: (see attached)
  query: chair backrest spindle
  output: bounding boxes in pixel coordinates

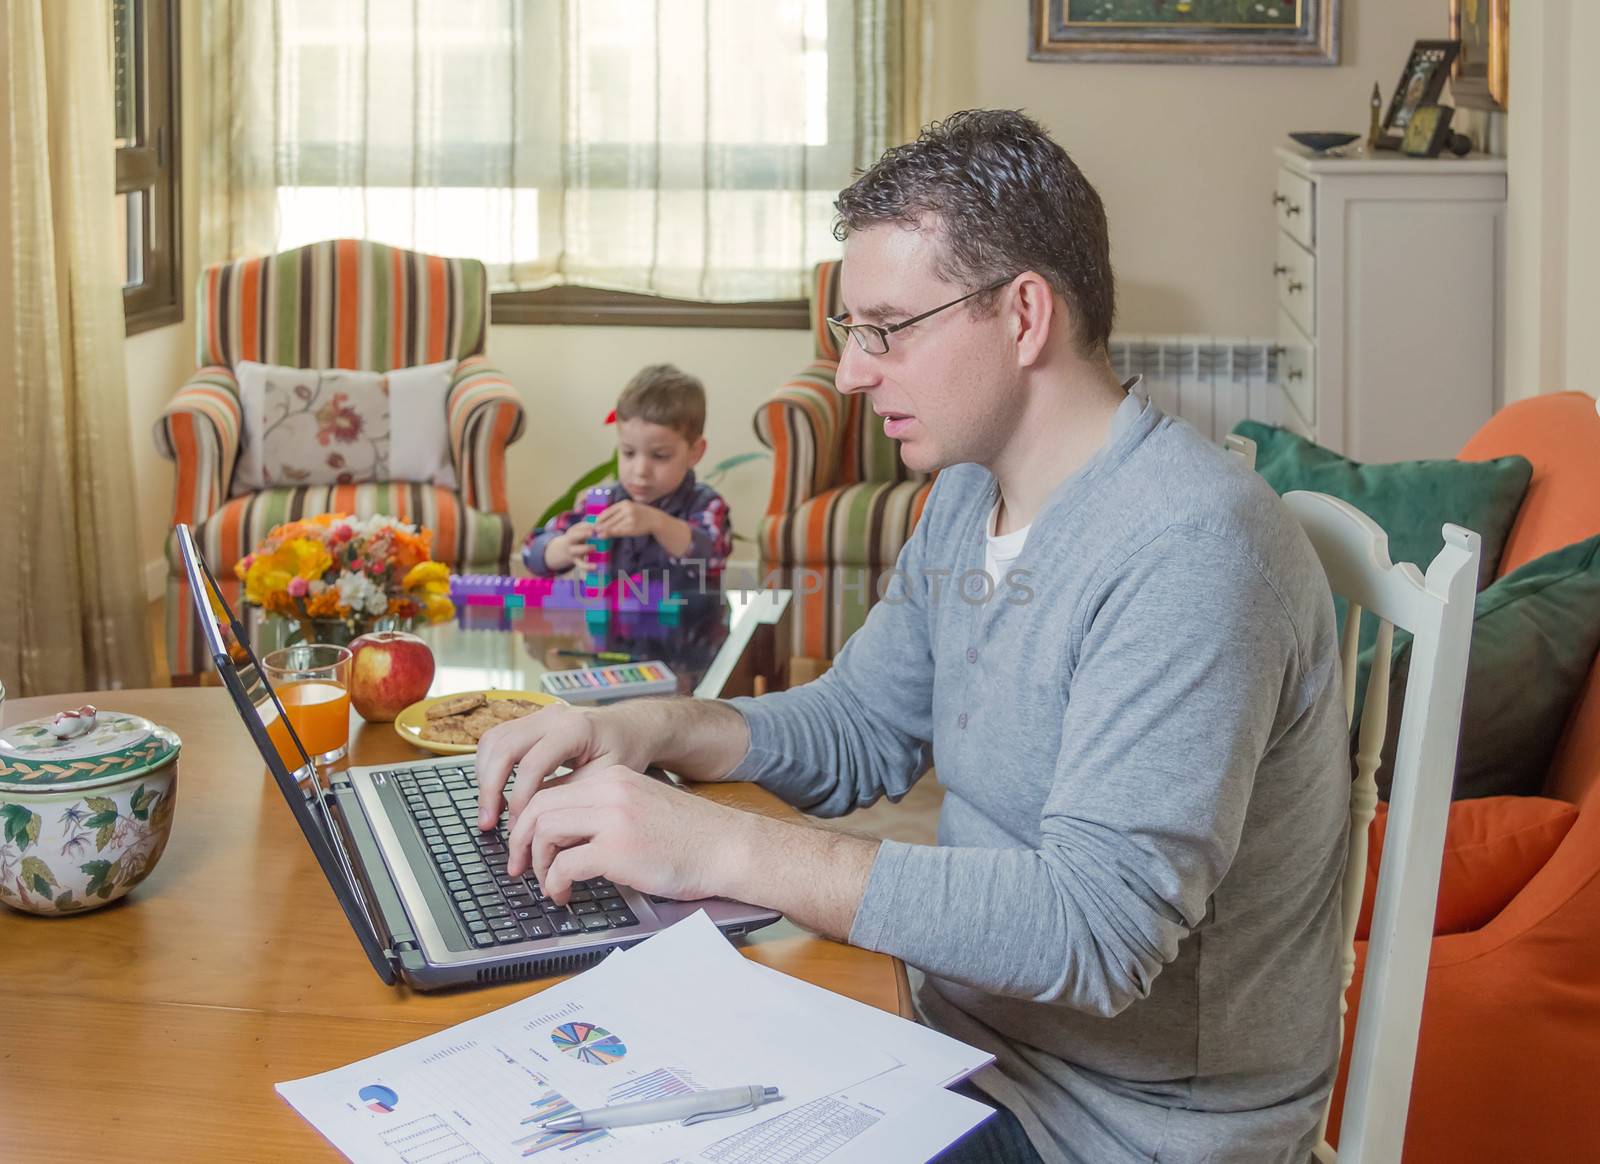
[1283,491,1478,1164]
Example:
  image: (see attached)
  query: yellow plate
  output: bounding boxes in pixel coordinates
[392,689,565,756]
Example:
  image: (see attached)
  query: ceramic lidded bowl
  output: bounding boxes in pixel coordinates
[0,709,180,916]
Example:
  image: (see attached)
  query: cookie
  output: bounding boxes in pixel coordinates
[486,698,540,721]
[456,707,503,739]
[420,716,480,745]
[427,692,486,719]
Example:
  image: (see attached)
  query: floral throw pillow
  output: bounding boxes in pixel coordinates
[232,360,457,495]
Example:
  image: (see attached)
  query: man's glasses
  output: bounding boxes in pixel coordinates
[826,275,1017,356]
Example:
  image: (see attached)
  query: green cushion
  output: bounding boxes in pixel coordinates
[1233,421,1533,655]
[1355,534,1600,800]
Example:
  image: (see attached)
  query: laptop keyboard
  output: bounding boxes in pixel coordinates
[387,763,639,948]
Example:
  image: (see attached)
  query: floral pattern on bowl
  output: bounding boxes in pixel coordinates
[0,780,176,914]
[0,711,180,917]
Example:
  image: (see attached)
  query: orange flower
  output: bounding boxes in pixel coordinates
[304,589,343,618]
[390,528,432,572]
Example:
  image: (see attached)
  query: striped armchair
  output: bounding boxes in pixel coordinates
[154,239,526,680]
[754,261,934,667]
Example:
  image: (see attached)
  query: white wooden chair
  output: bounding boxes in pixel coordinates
[1286,491,1479,1164]
[1225,428,1479,1159]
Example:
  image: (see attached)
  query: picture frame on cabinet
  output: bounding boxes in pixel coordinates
[1377,40,1460,150]
[1401,104,1456,157]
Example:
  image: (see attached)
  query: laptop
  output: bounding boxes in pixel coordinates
[175,524,780,990]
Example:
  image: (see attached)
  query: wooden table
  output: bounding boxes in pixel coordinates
[0,687,909,1161]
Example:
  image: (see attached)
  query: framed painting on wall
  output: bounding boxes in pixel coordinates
[1449,0,1508,110]
[1029,0,1340,66]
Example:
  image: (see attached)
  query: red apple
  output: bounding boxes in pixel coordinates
[348,630,436,722]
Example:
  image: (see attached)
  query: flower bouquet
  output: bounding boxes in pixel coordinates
[234,514,455,645]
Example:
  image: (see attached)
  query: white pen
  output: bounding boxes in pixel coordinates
[539,1084,781,1132]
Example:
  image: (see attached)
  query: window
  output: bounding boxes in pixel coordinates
[243,0,894,327]
[115,0,182,335]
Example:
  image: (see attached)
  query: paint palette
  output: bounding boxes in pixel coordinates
[539,660,679,703]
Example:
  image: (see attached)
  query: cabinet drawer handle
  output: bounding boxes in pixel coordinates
[1272,192,1288,206]
[1287,369,1305,382]
[1269,345,1287,357]
[1273,264,1289,276]
[1285,203,1303,217]
[1287,280,1304,294]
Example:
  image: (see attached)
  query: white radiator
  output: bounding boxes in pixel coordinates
[1109,336,1303,443]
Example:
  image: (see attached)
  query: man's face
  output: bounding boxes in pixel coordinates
[834,221,1016,473]
[616,418,705,503]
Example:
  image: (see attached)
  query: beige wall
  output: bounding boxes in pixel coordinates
[929,0,1448,335]
[130,0,1470,581]
[1504,0,1600,401]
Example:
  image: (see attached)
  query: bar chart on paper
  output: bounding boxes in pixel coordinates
[379,1114,490,1164]
[513,1081,610,1157]
[607,1067,702,1104]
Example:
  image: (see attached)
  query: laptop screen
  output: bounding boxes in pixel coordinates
[174,524,396,983]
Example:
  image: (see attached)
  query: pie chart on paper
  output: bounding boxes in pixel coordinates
[550,1022,629,1066]
[359,1084,399,1113]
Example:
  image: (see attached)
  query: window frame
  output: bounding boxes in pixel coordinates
[490,286,808,329]
[116,0,182,336]
[276,10,838,331]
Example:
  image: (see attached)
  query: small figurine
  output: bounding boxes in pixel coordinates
[1368,82,1382,152]
[47,704,99,740]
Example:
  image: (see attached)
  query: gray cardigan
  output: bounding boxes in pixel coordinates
[727,389,1350,1164]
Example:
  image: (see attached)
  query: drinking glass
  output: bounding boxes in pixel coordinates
[263,644,353,768]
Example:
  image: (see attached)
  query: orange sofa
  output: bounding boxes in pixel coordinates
[1328,392,1600,1160]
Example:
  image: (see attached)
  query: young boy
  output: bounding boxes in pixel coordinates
[522,364,732,592]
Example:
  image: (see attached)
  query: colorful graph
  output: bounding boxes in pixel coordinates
[607,1067,699,1104]
[360,1083,400,1113]
[514,1083,609,1157]
[549,1021,628,1066]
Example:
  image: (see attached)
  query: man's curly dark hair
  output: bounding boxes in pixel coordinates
[834,109,1115,356]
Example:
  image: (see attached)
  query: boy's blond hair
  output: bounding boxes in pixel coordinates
[616,364,706,442]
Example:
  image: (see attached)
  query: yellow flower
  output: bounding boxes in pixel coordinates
[242,539,332,606]
[282,537,334,580]
[403,561,451,596]
[243,556,293,607]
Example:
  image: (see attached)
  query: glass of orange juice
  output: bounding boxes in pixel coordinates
[263,644,353,768]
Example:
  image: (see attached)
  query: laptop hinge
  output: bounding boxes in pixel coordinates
[323,779,414,969]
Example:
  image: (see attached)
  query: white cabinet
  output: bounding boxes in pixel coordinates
[1270,146,1507,462]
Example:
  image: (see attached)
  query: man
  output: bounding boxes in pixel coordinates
[477,109,1350,1164]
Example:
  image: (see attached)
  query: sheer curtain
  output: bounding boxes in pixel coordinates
[0,0,152,697]
[202,0,926,301]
